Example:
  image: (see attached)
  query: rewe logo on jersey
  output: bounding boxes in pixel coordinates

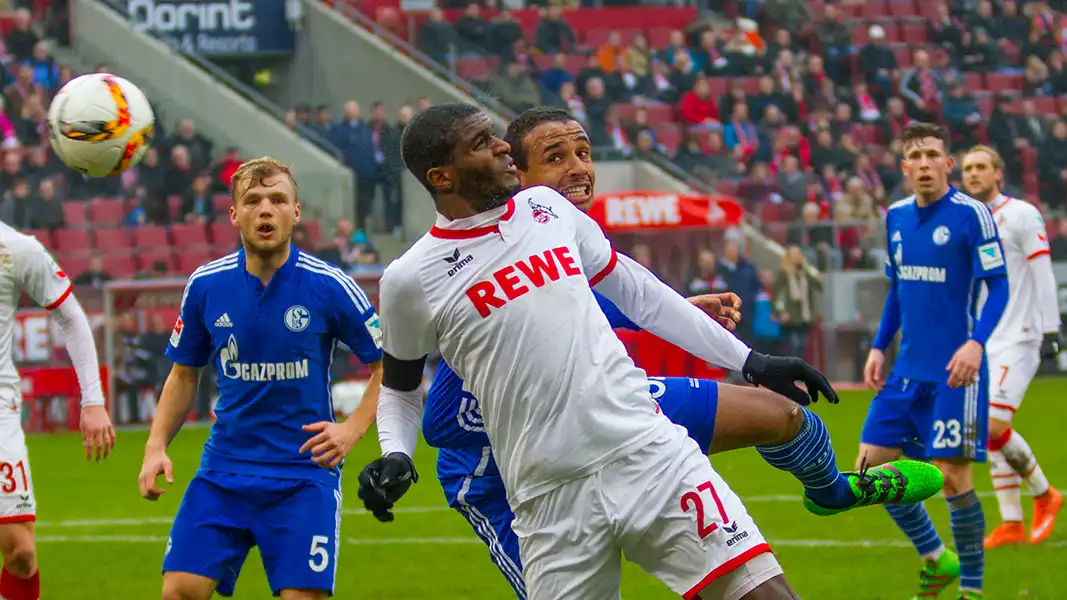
[466,246,583,318]
[219,334,309,382]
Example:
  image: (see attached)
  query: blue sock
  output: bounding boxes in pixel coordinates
[886,502,945,556]
[756,407,857,508]
[948,490,985,591]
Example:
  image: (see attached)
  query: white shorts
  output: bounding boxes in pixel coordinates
[511,424,779,600]
[988,342,1041,423]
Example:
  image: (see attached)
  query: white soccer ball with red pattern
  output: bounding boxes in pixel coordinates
[47,73,155,178]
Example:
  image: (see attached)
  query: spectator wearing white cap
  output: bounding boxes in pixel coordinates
[858,24,899,103]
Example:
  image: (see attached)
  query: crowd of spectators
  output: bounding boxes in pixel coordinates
[404,0,1067,270]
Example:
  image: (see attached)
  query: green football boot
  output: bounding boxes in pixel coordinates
[910,550,961,599]
[803,459,945,516]
[956,591,983,600]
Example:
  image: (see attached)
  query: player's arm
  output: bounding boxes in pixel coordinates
[566,199,837,405]
[140,277,212,500]
[15,236,114,461]
[597,289,741,332]
[867,221,901,391]
[358,265,435,521]
[300,276,385,468]
[1020,208,1063,359]
[947,205,1010,387]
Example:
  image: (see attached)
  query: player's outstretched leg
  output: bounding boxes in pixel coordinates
[713,386,943,515]
[0,523,38,600]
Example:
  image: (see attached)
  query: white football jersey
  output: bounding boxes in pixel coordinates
[985,194,1058,351]
[379,187,674,506]
[0,222,73,420]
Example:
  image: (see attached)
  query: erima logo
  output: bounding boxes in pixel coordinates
[219,334,309,382]
[897,266,947,282]
[214,313,233,328]
[443,248,474,277]
[724,521,749,547]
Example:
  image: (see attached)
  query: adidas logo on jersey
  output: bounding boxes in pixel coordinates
[214,313,233,328]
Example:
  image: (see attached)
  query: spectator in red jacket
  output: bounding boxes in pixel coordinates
[679,76,720,130]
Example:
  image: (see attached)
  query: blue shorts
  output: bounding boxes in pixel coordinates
[434,377,719,599]
[440,473,527,599]
[860,370,989,463]
[650,377,719,451]
[162,470,343,597]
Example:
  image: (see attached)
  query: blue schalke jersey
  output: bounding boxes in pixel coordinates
[422,291,638,452]
[883,186,1006,382]
[165,248,384,482]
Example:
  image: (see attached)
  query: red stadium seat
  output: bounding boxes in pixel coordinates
[985,72,1023,92]
[654,123,682,153]
[888,1,918,18]
[135,249,174,273]
[861,2,888,19]
[103,253,137,279]
[455,57,492,82]
[54,229,90,255]
[59,254,89,279]
[213,194,231,215]
[88,198,125,226]
[92,228,130,253]
[170,223,209,248]
[23,229,51,248]
[209,222,236,246]
[900,22,928,44]
[176,249,212,274]
[132,225,168,248]
[61,202,87,228]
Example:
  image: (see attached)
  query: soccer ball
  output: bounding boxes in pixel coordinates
[47,73,155,178]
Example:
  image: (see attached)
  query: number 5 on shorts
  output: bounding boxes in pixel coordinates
[681,481,730,539]
[308,535,330,573]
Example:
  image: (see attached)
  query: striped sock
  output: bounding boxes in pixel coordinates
[886,502,945,558]
[756,408,857,509]
[948,490,985,591]
[998,429,1050,496]
[989,450,1023,522]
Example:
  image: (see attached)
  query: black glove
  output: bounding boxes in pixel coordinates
[1041,332,1062,363]
[357,453,418,523]
[741,351,839,406]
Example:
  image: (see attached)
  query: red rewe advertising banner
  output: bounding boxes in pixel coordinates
[587,191,744,231]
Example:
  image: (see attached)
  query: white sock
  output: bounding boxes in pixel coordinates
[990,450,1023,522]
[1000,429,1051,497]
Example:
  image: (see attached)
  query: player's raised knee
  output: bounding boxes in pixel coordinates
[748,386,804,445]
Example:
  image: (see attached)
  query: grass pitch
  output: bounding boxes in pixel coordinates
[31,378,1067,598]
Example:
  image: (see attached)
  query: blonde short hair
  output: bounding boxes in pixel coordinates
[230,156,297,205]
[963,144,1004,171]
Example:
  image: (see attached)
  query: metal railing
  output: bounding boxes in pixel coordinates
[94,0,346,161]
[331,1,517,121]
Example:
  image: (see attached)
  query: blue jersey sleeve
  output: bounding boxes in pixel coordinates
[325,275,384,365]
[970,203,1008,280]
[165,277,213,368]
[594,290,640,331]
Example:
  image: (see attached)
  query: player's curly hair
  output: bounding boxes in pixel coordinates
[401,103,484,195]
[230,157,297,204]
[504,107,579,170]
[901,122,948,152]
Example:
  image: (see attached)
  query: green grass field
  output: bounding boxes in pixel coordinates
[29,378,1067,599]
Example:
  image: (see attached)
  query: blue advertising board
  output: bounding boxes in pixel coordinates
[127,0,295,56]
